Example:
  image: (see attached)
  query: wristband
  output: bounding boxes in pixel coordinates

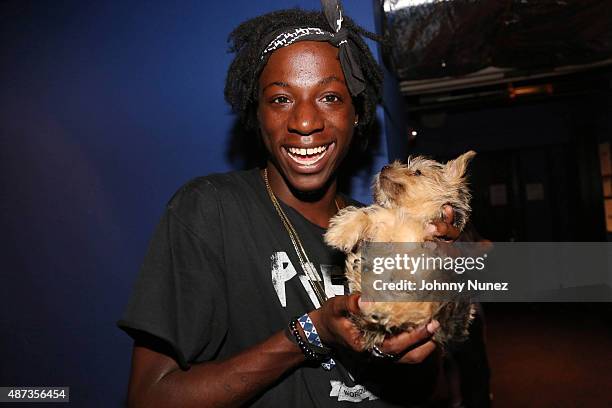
[297,313,336,370]
[288,318,329,363]
[288,316,335,370]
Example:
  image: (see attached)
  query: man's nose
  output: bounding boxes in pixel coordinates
[288,101,324,135]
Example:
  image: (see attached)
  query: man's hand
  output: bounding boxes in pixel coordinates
[308,294,440,364]
[429,205,460,241]
[376,319,439,364]
[308,293,365,351]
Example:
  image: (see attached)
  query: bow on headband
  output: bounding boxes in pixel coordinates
[259,0,367,96]
[321,0,366,96]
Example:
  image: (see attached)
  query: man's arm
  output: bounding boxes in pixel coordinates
[127,330,303,408]
[127,294,440,408]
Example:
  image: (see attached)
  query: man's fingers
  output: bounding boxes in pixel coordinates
[431,205,460,240]
[379,329,425,355]
[444,225,461,240]
[326,294,366,351]
[432,220,448,236]
[443,205,461,239]
[329,293,358,317]
[442,205,454,224]
[343,294,365,350]
[380,320,439,355]
[398,340,437,364]
[345,293,361,316]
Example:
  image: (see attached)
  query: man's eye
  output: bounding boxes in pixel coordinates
[322,94,341,103]
[272,96,291,104]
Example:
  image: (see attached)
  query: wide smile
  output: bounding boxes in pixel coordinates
[283,142,335,169]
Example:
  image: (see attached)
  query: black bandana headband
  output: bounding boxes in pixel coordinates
[259,0,366,97]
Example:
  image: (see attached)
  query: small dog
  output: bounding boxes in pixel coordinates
[325,151,477,350]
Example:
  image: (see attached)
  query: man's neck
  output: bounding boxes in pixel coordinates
[262,164,338,229]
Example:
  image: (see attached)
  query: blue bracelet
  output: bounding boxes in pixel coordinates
[298,313,336,370]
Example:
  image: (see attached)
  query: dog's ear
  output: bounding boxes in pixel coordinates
[445,150,476,181]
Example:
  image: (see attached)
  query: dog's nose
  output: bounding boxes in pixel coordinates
[381,165,391,172]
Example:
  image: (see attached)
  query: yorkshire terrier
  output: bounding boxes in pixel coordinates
[325,151,477,350]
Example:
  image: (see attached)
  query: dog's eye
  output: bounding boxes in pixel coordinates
[414,170,422,176]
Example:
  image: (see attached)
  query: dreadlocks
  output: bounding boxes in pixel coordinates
[224,8,384,149]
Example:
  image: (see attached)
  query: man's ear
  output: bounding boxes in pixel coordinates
[445,150,476,180]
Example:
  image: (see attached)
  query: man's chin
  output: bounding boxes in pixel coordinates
[286,172,332,195]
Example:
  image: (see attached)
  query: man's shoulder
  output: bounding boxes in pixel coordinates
[166,169,259,217]
[171,169,258,201]
[176,169,259,197]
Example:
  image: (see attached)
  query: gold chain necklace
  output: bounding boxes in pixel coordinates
[263,168,340,307]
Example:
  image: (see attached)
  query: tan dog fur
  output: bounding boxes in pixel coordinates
[325,151,477,349]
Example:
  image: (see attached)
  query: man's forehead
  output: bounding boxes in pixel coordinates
[261,76,345,92]
[259,41,345,88]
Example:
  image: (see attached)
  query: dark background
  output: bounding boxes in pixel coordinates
[2,0,611,407]
[405,76,612,242]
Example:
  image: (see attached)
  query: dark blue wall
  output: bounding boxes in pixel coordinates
[0,1,388,406]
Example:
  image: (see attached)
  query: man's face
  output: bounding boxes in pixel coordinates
[257,41,357,193]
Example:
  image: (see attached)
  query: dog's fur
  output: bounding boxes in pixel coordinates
[325,151,477,349]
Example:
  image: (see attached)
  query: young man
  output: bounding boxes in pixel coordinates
[119,6,460,407]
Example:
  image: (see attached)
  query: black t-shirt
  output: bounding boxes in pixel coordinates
[118,168,439,407]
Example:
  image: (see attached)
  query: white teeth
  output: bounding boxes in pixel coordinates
[285,143,331,166]
[287,144,329,156]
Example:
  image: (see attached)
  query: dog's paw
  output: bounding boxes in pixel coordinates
[325,206,371,252]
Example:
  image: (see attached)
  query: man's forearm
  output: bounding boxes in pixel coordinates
[128,330,305,408]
